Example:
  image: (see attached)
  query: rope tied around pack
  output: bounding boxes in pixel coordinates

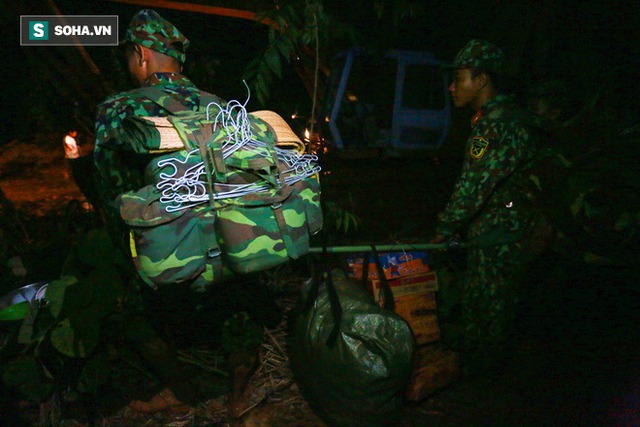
[148,86,320,212]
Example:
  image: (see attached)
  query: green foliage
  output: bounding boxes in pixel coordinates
[46,276,77,319]
[74,229,130,270]
[323,200,361,235]
[244,31,291,106]
[244,0,359,105]
[50,318,97,359]
[16,229,127,360]
[221,311,263,354]
[372,0,427,23]
[535,136,640,266]
[0,301,29,321]
[2,354,54,402]
[0,227,129,404]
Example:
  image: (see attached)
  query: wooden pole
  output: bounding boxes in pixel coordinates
[308,243,463,253]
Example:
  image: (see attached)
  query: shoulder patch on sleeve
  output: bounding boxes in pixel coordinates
[469,136,490,159]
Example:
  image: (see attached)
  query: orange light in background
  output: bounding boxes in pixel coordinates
[302,128,328,156]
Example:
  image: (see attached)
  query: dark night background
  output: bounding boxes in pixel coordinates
[1,0,639,142]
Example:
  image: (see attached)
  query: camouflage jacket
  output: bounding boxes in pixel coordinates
[93,73,223,234]
[436,95,537,242]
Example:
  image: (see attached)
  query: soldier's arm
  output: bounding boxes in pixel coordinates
[95,98,149,152]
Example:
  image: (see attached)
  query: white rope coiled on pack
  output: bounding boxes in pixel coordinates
[155,88,320,212]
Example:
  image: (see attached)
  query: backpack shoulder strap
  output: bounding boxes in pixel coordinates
[137,86,223,115]
[139,87,227,202]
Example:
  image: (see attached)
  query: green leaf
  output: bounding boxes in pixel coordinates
[264,46,282,78]
[45,276,78,319]
[0,301,29,321]
[275,36,295,61]
[60,276,93,312]
[298,28,312,45]
[50,317,99,358]
[529,174,542,191]
[256,73,270,105]
[569,192,586,217]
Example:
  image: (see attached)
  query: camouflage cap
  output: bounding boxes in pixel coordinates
[444,39,505,74]
[124,9,189,64]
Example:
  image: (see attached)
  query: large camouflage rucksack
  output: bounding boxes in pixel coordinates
[115,88,322,290]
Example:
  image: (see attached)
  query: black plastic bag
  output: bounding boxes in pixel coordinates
[289,268,415,427]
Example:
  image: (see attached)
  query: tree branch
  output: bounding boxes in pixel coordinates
[107,0,279,29]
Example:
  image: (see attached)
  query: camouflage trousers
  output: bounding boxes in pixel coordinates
[457,236,532,374]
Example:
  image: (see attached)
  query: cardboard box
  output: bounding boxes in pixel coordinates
[392,292,441,345]
[370,271,438,302]
[347,251,431,281]
[405,344,461,402]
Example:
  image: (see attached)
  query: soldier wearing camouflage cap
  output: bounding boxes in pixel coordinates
[445,39,505,75]
[432,39,540,377]
[442,39,507,109]
[123,8,190,65]
[93,9,262,417]
[94,8,212,246]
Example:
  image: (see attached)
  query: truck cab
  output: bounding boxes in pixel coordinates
[321,48,451,153]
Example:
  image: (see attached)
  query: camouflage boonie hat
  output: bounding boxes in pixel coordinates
[444,39,505,74]
[124,9,189,64]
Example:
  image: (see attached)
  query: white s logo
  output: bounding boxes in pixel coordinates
[33,23,45,38]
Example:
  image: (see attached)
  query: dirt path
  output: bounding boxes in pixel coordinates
[0,137,85,216]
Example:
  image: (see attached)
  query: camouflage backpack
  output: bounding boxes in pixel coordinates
[115,87,322,289]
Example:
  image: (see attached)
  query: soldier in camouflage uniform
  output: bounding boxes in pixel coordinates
[94,10,265,416]
[433,40,538,375]
[94,10,223,238]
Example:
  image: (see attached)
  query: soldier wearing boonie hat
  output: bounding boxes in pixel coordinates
[432,39,540,377]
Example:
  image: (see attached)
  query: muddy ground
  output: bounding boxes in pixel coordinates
[1,134,639,426]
